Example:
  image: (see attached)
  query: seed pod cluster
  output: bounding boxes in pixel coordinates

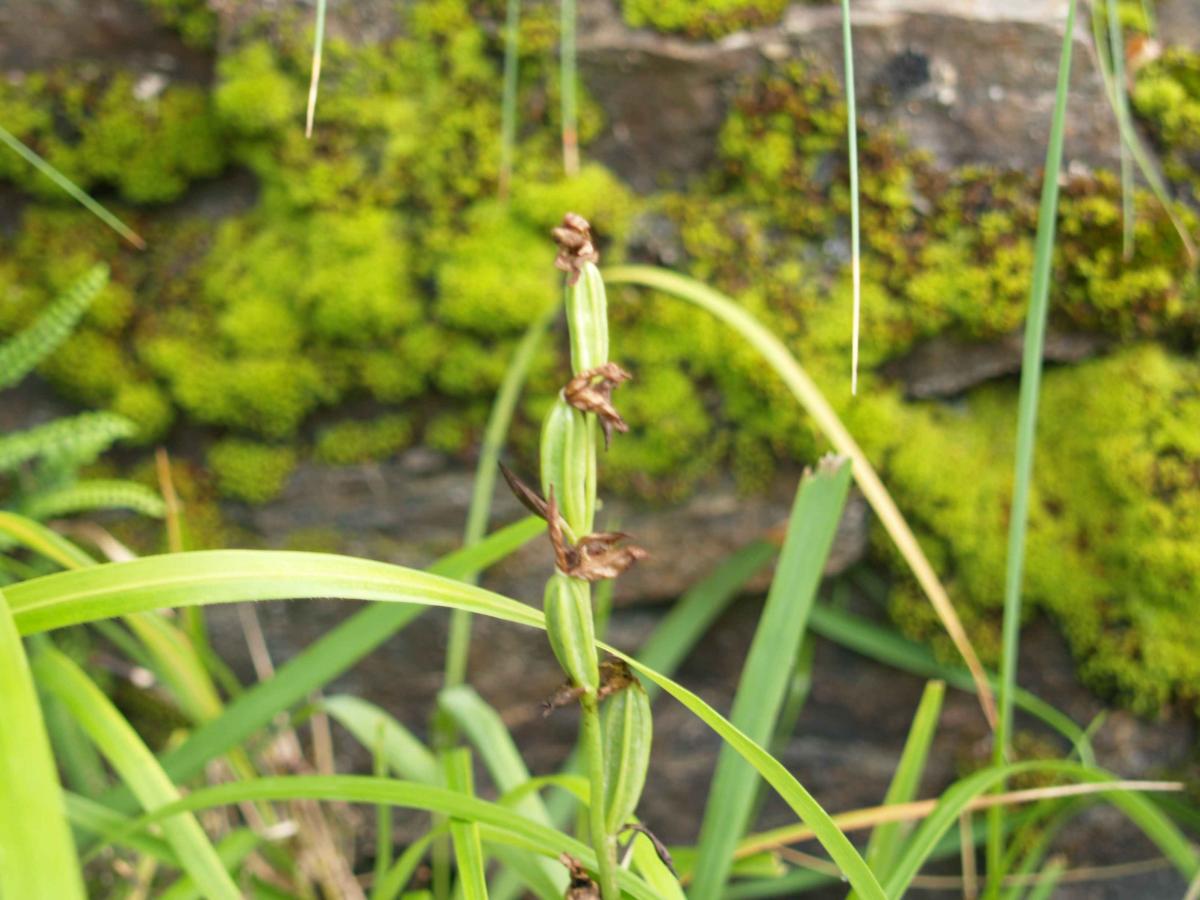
[601,678,653,834]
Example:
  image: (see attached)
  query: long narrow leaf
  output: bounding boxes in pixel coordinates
[992,0,1079,882]
[0,590,85,899]
[839,0,862,393]
[304,0,327,137]
[692,457,853,898]
[98,775,659,900]
[859,680,945,886]
[35,648,240,899]
[0,127,144,248]
[444,749,489,900]
[7,548,886,898]
[602,264,997,729]
[322,694,439,785]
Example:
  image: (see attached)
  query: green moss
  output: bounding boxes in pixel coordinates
[111,382,175,444]
[142,0,218,48]
[875,347,1200,715]
[0,72,226,203]
[207,440,297,504]
[1133,48,1200,198]
[314,415,415,465]
[621,0,789,39]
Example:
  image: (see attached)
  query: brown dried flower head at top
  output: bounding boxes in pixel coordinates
[552,212,600,286]
[498,463,648,582]
[565,362,632,448]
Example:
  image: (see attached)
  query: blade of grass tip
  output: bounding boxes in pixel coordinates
[560,0,579,175]
[0,590,86,900]
[9,550,886,898]
[0,124,145,249]
[498,0,522,199]
[806,604,1092,761]
[690,457,853,900]
[991,0,1078,886]
[602,264,998,730]
[373,829,442,900]
[34,647,240,899]
[857,680,945,891]
[305,0,328,138]
[1025,856,1067,900]
[1105,0,1135,259]
[443,749,489,900]
[839,0,862,395]
[444,301,557,693]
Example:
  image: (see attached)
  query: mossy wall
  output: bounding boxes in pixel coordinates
[2,0,1199,715]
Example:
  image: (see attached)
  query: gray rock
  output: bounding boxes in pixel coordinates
[881,328,1108,398]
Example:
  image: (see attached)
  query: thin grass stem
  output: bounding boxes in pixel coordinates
[839,0,862,395]
[0,125,144,249]
[990,0,1078,886]
[305,0,328,138]
[560,0,579,175]
[499,0,522,199]
[1105,0,1135,259]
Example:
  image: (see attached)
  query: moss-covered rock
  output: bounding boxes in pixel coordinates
[207,439,297,504]
[621,0,790,39]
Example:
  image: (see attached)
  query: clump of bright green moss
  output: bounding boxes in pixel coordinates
[1133,47,1200,200]
[207,440,297,504]
[621,0,790,39]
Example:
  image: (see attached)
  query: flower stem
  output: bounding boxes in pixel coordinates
[581,689,619,899]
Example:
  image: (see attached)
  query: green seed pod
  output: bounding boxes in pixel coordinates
[566,262,609,375]
[543,572,599,693]
[601,680,652,834]
[539,394,596,537]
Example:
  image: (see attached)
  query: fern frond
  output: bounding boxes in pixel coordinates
[19,479,166,521]
[0,264,109,389]
[0,412,135,474]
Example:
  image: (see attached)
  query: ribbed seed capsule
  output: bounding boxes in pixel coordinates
[567,262,609,375]
[600,680,652,834]
[539,395,596,537]
[543,572,599,693]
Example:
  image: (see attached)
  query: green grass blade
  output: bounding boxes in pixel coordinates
[807,603,1091,761]
[883,759,1198,898]
[305,0,327,137]
[859,680,945,885]
[322,694,439,784]
[560,0,579,175]
[0,511,97,569]
[498,0,522,198]
[444,301,557,691]
[602,264,997,729]
[66,791,175,863]
[0,127,145,249]
[160,829,261,900]
[8,547,885,897]
[439,685,566,895]
[630,830,686,900]
[93,517,542,805]
[992,0,1078,881]
[692,457,854,899]
[443,749,489,900]
[35,647,239,899]
[839,0,862,394]
[97,775,660,900]
[1025,856,1067,900]
[373,829,441,900]
[0,590,85,899]
[1105,0,1135,258]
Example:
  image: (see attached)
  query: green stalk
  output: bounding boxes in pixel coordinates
[305,0,328,138]
[560,0,579,175]
[499,0,522,198]
[1106,0,1134,259]
[989,0,1078,888]
[839,0,862,394]
[581,693,619,899]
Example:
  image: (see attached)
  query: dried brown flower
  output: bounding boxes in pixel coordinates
[552,212,600,286]
[618,824,677,876]
[560,854,601,899]
[544,658,636,716]
[499,463,649,582]
[564,362,633,448]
